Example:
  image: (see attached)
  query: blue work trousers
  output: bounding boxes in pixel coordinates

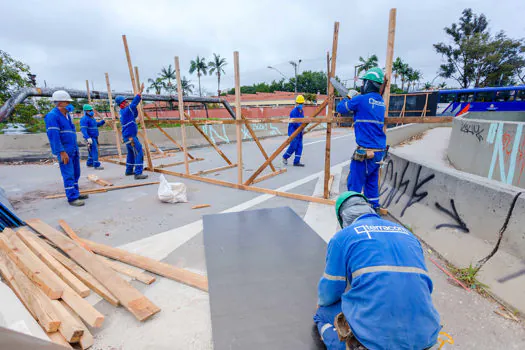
[86,137,101,168]
[124,136,144,175]
[347,151,384,208]
[58,150,81,202]
[313,302,346,350]
[283,135,303,164]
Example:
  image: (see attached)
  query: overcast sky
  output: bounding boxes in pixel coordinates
[1,0,524,96]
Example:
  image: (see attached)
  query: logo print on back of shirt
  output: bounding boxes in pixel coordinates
[369,98,385,109]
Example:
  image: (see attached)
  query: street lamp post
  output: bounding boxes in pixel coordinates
[267,66,288,80]
[354,64,363,89]
[289,59,302,93]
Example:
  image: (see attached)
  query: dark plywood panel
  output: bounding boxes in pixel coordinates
[203,207,327,350]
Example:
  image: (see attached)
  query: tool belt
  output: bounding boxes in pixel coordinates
[334,313,367,350]
[352,147,384,162]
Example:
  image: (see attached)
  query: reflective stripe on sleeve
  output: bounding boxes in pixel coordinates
[320,323,334,337]
[323,272,346,281]
[351,265,428,279]
[354,119,384,125]
[47,127,60,131]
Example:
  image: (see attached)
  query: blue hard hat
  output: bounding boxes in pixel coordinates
[115,96,126,105]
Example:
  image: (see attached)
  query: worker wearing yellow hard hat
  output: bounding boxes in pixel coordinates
[282,95,306,167]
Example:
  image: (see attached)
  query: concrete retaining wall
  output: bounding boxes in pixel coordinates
[386,122,452,146]
[448,116,525,189]
[465,111,525,122]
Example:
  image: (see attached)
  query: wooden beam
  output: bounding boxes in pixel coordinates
[58,220,93,252]
[234,51,243,184]
[250,168,287,185]
[85,80,91,104]
[240,114,276,172]
[35,238,119,307]
[190,120,233,165]
[97,255,156,285]
[328,174,335,196]
[80,238,208,292]
[15,229,105,328]
[87,174,112,187]
[143,117,334,125]
[0,229,63,299]
[121,35,153,170]
[27,220,160,321]
[61,301,94,349]
[383,8,397,121]
[324,22,339,199]
[191,163,237,176]
[50,299,84,343]
[45,181,160,199]
[155,157,204,169]
[191,204,211,210]
[174,56,190,175]
[385,116,452,124]
[0,249,61,333]
[105,73,123,161]
[16,228,90,297]
[244,100,328,185]
[47,332,73,348]
[45,188,107,200]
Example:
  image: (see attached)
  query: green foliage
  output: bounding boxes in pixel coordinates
[189,56,209,97]
[434,8,525,88]
[0,50,32,102]
[303,93,317,104]
[147,77,166,95]
[208,53,227,96]
[181,76,194,96]
[159,65,176,93]
[448,264,489,291]
[357,55,379,75]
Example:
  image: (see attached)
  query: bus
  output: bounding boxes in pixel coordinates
[437,86,525,116]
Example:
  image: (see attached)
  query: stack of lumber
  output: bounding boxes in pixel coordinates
[0,219,208,349]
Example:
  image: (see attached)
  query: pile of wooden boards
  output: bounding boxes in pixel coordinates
[0,219,208,349]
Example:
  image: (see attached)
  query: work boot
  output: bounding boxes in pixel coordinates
[125,172,134,176]
[134,174,148,180]
[94,166,104,170]
[293,163,305,167]
[87,164,93,167]
[282,157,288,166]
[69,199,85,207]
[78,194,89,200]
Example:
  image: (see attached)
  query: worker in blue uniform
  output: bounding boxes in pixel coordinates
[336,67,387,210]
[80,104,105,170]
[313,191,441,349]
[282,95,306,167]
[45,90,89,206]
[115,82,148,180]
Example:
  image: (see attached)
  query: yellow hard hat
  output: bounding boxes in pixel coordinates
[295,95,305,104]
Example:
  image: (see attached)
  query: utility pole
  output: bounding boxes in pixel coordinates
[289,59,302,93]
[354,64,363,89]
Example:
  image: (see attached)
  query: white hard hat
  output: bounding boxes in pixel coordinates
[51,90,73,102]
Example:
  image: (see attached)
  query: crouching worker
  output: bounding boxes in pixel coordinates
[80,104,105,170]
[313,191,440,349]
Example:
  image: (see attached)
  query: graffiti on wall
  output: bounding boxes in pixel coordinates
[202,123,282,144]
[486,122,525,186]
[460,121,484,142]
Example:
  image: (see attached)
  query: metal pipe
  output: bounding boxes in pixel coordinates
[0,87,235,122]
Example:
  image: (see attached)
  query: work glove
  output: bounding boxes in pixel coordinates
[86,138,93,145]
[347,90,359,99]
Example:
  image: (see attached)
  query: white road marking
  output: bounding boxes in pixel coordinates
[303,133,351,146]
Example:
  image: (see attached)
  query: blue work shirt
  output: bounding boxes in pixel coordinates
[336,93,386,149]
[318,213,440,350]
[288,106,304,136]
[120,95,141,139]
[80,113,105,139]
[45,107,79,156]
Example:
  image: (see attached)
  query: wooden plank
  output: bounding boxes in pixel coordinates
[45,181,160,199]
[105,73,123,161]
[190,121,233,165]
[143,117,334,125]
[80,238,208,292]
[16,228,90,297]
[328,174,335,195]
[244,100,328,185]
[234,51,243,184]
[15,229,105,328]
[61,301,94,349]
[191,204,211,210]
[45,188,107,200]
[324,22,339,199]
[87,174,112,187]
[191,163,237,176]
[0,229,63,299]
[58,220,93,253]
[240,114,276,172]
[385,116,452,124]
[122,35,153,170]
[35,237,119,306]
[155,157,204,169]
[47,332,73,348]
[0,249,61,333]
[27,219,160,321]
[383,8,397,120]
[50,299,84,343]
[250,168,287,185]
[96,255,156,285]
[175,56,190,175]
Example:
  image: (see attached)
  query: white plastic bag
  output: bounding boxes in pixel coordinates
[157,174,188,203]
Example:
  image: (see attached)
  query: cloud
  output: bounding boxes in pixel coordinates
[1,0,524,95]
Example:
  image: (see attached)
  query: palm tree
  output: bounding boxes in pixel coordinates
[392,57,404,86]
[438,82,447,89]
[357,55,379,75]
[400,64,411,92]
[189,56,208,97]
[160,65,176,93]
[208,54,227,97]
[409,70,422,91]
[424,82,432,90]
[181,76,194,96]
[147,77,165,95]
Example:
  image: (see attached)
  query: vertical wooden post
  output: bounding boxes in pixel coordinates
[323,22,339,199]
[175,56,190,174]
[234,51,243,184]
[422,93,429,118]
[104,73,123,161]
[326,51,330,98]
[383,8,397,126]
[85,80,92,104]
[121,35,153,170]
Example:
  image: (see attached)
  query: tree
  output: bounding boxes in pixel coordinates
[408,69,422,91]
[159,65,176,93]
[392,57,404,85]
[0,50,32,105]
[208,54,227,97]
[180,76,194,96]
[399,64,411,91]
[423,82,433,90]
[434,8,525,88]
[189,56,208,97]
[147,77,165,95]
[357,55,379,75]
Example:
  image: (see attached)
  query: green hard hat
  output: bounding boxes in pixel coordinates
[360,67,384,84]
[335,191,369,227]
[83,104,93,111]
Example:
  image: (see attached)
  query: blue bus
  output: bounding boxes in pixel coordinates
[437,86,525,116]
